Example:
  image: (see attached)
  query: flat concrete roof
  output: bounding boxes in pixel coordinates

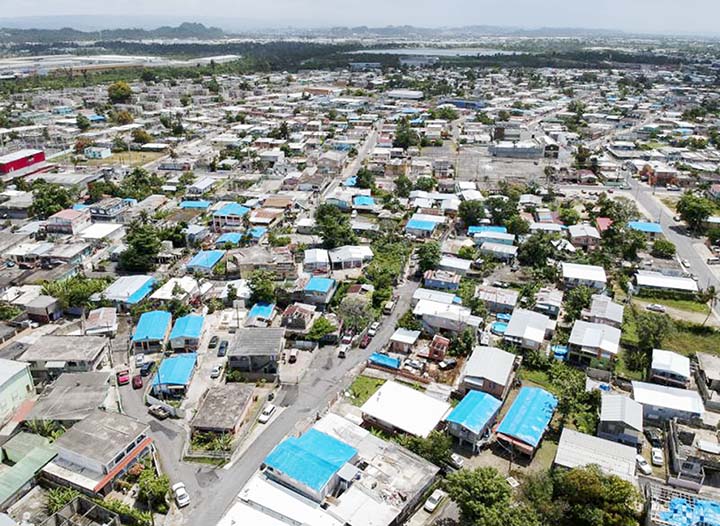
[191,383,254,432]
[26,372,111,423]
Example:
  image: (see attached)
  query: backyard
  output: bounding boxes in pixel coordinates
[347,375,386,406]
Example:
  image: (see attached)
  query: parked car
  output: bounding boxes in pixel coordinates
[210,364,223,379]
[646,303,666,313]
[449,453,465,469]
[172,482,190,508]
[636,455,652,476]
[341,332,354,345]
[424,489,447,513]
[258,403,276,424]
[134,354,145,368]
[667,184,681,191]
[149,405,170,420]
[140,361,155,377]
[438,358,458,371]
[116,369,130,386]
[645,428,663,448]
[217,340,229,357]
[359,334,371,349]
[651,447,664,466]
[132,374,143,389]
[338,344,349,358]
[208,336,219,349]
[368,322,380,337]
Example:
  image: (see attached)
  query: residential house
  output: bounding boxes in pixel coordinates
[475,285,518,314]
[632,381,704,422]
[169,314,205,352]
[89,198,130,223]
[413,299,482,336]
[459,346,516,399]
[0,359,34,428]
[651,349,691,389]
[568,224,601,250]
[562,262,607,290]
[423,270,461,291]
[328,245,374,270]
[597,393,643,448]
[281,303,317,333]
[504,309,553,351]
[212,202,250,232]
[554,429,636,483]
[534,287,564,319]
[18,335,109,382]
[389,328,421,354]
[568,320,621,364]
[43,209,91,236]
[191,383,255,436]
[227,328,284,381]
[496,387,557,456]
[132,311,172,353]
[581,294,624,328]
[445,391,501,452]
[628,221,663,241]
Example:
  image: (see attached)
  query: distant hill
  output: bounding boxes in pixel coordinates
[0,22,225,43]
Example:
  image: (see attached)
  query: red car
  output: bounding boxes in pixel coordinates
[116,369,130,386]
[132,374,143,389]
[359,334,371,349]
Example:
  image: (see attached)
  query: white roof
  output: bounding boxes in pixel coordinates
[78,222,124,240]
[413,299,480,327]
[0,359,29,387]
[562,262,607,283]
[102,275,153,302]
[412,288,456,305]
[555,429,637,482]
[632,381,704,417]
[361,381,451,437]
[439,256,471,272]
[150,276,199,301]
[304,248,330,265]
[505,309,549,344]
[390,328,421,345]
[635,270,698,293]
[601,394,643,431]
[568,320,621,356]
[462,346,515,386]
[329,245,373,263]
[568,224,601,239]
[0,149,43,164]
[651,349,691,379]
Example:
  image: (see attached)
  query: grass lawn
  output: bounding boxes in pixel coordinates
[348,375,385,406]
[518,369,557,395]
[663,327,720,356]
[660,197,678,212]
[634,297,710,314]
[56,151,164,168]
[615,350,645,381]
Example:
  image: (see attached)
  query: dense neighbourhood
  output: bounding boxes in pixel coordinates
[1,29,720,526]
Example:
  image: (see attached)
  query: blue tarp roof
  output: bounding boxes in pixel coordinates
[353,195,375,206]
[132,311,172,343]
[72,204,89,211]
[446,391,502,435]
[187,250,224,270]
[497,387,557,449]
[660,497,720,526]
[126,277,156,305]
[214,202,249,217]
[406,218,437,232]
[343,176,357,187]
[249,226,267,239]
[305,277,335,293]
[248,302,275,319]
[628,221,663,234]
[180,200,211,209]
[216,232,242,245]
[169,314,204,340]
[468,225,508,235]
[152,353,197,387]
[369,353,400,369]
[264,429,357,492]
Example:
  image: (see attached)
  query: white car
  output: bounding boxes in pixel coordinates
[651,447,664,467]
[135,354,145,368]
[368,322,380,337]
[636,455,652,475]
[646,303,666,313]
[681,259,690,268]
[172,482,190,508]
[210,364,222,379]
[258,403,276,424]
[424,489,447,513]
[449,453,464,469]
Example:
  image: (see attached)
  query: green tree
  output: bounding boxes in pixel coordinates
[458,245,478,260]
[29,180,74,219]
[76,114,91,131]
[115,110,134,124]
[444,467,512,525]
[505,215,530,235]
[395,431,452,466]
[248,270,276,305]
[449,327,476,357]
[315,204,357,249]
[394,174,413,197]
[459,200,486,227]
[563,285,594,322]
[559,205,580,226]
[108,81,132,103]
[417,241,441,272]
[484,197,517,225]
[131,128,152,144]
[119,223,161,272]
[548,361,586,425]
[414,176,437,192]
[137,468,170,513]
[393,117,420,150]
[677,192,714,231]
[652,238,676,259]
[42,275,108,312]
[355,167,375,189]
[397,309,422,331]
[337,295,373,332]
[636,311,674,353]
[307,316,337,341]
[47,487,80,514]
[518,232,556,268]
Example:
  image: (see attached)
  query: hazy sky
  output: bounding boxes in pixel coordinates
[1,0,717,35]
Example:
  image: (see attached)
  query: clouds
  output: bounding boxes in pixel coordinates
[0,0,717,35]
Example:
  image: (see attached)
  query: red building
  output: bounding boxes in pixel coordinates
[0,149,45,174]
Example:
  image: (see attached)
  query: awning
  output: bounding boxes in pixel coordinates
[46,361,67,369]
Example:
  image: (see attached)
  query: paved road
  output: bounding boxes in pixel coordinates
[119,277,420,525]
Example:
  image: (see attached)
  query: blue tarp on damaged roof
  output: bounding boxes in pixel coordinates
[216,232,243,246]
[660,497,720,526]
[187,250,224,270]
[152,353,197,387]
[446,391,501,435]
[169,314,204,340]
[213,202,250,217]
[496,387,557,449]
[132,311,171,343]
[369,353,400,369]
[468,225,507,235]
[126,277,156,305]
[180,200,211,209]
[406,218,436,232]
[264,429,357,492]
[305,276,335,293]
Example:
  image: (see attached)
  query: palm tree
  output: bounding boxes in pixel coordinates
[702,286,718,326]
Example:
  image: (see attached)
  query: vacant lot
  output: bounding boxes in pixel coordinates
[347,375,385,406]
